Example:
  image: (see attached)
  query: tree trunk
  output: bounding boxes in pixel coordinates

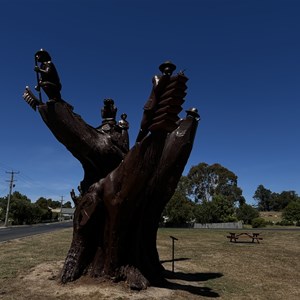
[36,71,199,290]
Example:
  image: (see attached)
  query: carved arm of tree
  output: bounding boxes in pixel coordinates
[38,101,127,194]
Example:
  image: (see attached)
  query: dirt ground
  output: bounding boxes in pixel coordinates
[1,260,212,300]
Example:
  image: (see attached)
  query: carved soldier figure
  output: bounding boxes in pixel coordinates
[34,49,62,100]
[101,98,117,123]
[118,113,129,129]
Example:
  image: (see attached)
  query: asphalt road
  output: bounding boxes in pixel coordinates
[0,221,73,242]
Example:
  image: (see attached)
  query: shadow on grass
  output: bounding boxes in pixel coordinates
[164,270,223,282]
[160,257,191,264]
[158,260,223,298]
[164,270,222,298]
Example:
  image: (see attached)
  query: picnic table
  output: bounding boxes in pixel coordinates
[227,232,263,243]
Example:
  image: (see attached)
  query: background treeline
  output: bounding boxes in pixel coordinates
[163,162,300,227]
[1,162,300,227]
[0,192,72,225]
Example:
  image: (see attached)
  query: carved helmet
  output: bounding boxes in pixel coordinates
[186,107,200,119]
[35,49,51,62]
[159,61,176,76]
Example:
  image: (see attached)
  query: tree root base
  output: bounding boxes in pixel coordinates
[118,265,150,290]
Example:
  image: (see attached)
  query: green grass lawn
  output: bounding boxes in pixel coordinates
[0,228,299,299]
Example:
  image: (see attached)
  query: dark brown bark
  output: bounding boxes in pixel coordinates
[38,100,128,194]
[36,71,198,290]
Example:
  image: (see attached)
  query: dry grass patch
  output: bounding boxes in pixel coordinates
[0,229,71,279]
[158,229,300,299]
[0,228,299,299]
[260,211,282,223]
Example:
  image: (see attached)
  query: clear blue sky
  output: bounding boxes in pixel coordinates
[0,0,299,205]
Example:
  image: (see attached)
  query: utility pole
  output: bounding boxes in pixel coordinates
[59,195,64,221]
[4,171,19,227]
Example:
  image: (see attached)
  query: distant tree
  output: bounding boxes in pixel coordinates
[236,203,259,224]
[253,186,299,212]
[7,191,34,224]
[211,194,237,222]
[0,197,7,222]
[272,191,299,211]
[35,197,59,221]
[35,197,49,209]
[12,191,31,202]
[62,201,72,208]
[30,204,45,224]
[194,200,215,223]
[1,192,57,224]
[194,194,237,223]
[238,196,246,207]
[282,201,300,223]
[253,185,274,211]
[9,198,33,225]
[163,190,195,226]
[184,163,243,223]
[175,176,190,197]
[36,197,61,209]
[1,192,69,224]
[186,162,243,204]
[40,207,53,222]
[50,200,62,208]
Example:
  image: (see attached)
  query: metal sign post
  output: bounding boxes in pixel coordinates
[170,235,178,272]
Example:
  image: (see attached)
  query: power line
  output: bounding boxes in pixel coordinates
[0,166,73,201]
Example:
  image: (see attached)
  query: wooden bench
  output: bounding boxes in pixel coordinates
[227,232,263,243]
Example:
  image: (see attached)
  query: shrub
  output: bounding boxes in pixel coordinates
[236,203,259,225]
[276,220,294,226]
[282,201,300,223]
[265,220,274,226]
[251,217,267,228]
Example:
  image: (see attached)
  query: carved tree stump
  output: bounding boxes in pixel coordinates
[29,66,198,290]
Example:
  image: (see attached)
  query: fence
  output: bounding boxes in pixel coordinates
[194,221,243,229]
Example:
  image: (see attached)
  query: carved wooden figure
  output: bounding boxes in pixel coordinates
[23,51,199,290]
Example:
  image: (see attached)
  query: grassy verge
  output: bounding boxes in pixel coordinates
[0,228,299,299]
[0,229,72,279]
